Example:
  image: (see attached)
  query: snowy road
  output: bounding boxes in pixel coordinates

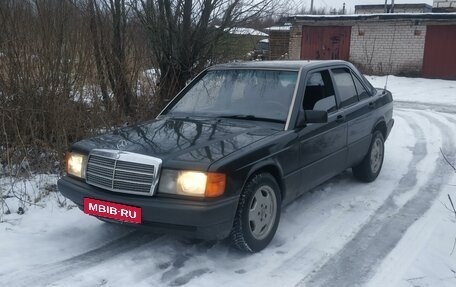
[1,101,456,286]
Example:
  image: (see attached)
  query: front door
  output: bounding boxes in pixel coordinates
[297,69,348,195]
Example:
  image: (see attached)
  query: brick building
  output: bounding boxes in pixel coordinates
[288,13,456,79]
[265,26,291,59]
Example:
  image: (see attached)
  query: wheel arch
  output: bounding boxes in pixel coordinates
[372,118,387,139]
[242,160,286,202]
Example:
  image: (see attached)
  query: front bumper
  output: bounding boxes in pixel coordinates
[58,176,239,240]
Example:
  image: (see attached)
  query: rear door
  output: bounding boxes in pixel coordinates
[297,69,348,194]
[330,67,375,168]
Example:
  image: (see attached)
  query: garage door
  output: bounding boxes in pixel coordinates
[300,26,351,60]
[422,25,456,80]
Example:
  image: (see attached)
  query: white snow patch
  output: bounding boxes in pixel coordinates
[228,27,268,37]
[368,182,456,287]
[367,75,456,106]
[265,26,291,32]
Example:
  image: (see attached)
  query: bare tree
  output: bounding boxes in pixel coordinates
[86,0,138,119]
[133,0,276,109]
[0,0,108,172]
[0,0,288,175]
[88,0,111,109]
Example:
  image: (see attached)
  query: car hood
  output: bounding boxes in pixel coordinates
[72,117,280,169]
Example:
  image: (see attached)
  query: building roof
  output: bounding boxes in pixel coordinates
[290,12,456,22]
[265,26,292,32]
[214,26,268,37]
[355,3,432,10]
[228,27,268,37]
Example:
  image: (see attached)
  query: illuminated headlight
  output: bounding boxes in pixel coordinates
[158,169,226,197]
[65,152,88,179]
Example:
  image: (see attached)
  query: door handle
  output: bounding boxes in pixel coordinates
[368,102,375,109]
[336,114,345,123]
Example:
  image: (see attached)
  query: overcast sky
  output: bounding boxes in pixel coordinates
[291,0,434,14]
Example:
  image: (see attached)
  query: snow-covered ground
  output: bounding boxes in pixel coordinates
[369,75,456,107]
[1,76,456,287]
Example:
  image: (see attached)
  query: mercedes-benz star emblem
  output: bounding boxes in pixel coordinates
[116,139,128,150]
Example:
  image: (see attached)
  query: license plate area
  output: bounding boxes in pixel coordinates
[84,198,142,224]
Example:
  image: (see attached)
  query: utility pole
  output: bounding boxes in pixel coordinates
[310,0,314,14]
[383,0,395,13]
[342,2,346,14]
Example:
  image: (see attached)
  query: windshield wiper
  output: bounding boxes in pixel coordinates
[219,115,285,124]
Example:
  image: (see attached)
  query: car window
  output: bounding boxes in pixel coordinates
[353,74,370,100]
[332,68,359,108]
[303,70,337,113]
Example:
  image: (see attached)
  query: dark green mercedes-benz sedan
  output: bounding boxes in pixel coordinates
[58,60,394,252]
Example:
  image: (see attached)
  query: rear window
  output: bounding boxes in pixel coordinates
[332,68,359,108]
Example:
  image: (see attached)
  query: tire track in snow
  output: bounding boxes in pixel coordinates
[88,237,218,286]
[0,231,162,287]
[298,110,455,287]
[153,240,218,286]
[442,113,456,126]
[269,112,425,279]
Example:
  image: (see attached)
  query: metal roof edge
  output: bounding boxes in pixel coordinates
[288,13,456,23]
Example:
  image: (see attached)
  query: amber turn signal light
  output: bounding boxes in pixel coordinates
[205,173,226,197]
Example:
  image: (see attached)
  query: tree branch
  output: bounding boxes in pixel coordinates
[448,194,456,219]
[441,148,456,172]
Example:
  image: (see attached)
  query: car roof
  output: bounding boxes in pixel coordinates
[209,60,349,71]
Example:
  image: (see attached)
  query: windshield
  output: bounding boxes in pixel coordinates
[168,69,298,122]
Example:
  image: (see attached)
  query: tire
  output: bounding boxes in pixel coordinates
[352,130,385,182]
[230,173,281,253]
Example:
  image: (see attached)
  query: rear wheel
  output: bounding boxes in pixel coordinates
[353,130,385,182]
[230,173,281,252]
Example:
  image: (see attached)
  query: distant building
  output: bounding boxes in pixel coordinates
[216,27,268,61]
[355,3,432,14]
[265,26,291,60]
[287,13,456,79]
[433,0,456,12]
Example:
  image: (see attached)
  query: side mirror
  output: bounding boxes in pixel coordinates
[295,110,328,128]
[305,110,328,124]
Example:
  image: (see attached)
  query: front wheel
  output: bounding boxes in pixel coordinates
[353,130,385,182]
[230,173,281,252]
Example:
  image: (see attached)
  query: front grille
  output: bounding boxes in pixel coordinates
[85,149,162,196]
[116,161,155,174]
